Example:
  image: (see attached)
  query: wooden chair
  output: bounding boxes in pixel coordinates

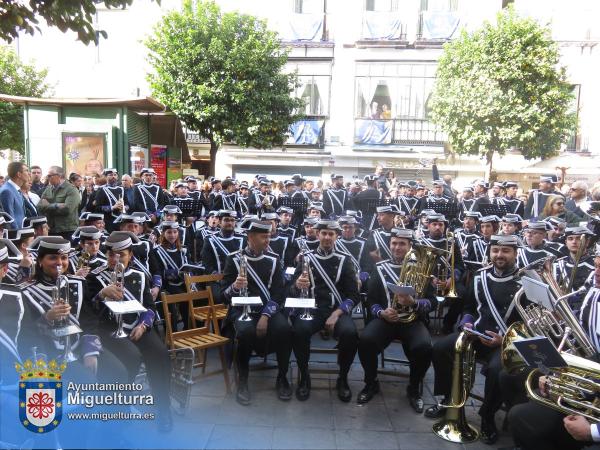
[161,288,231,393]
[184,273,228,323]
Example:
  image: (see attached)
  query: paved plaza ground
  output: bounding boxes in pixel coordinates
[167,330,515,450]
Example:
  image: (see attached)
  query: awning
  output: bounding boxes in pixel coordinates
[0,94,166,113]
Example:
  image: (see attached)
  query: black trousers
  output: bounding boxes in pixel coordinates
[509,401,587,450]
[233,311,292,381]
[291,308,358,377]
[103,328,171,414]
[358,318,432,391]
[498,367,531,410]
[431,331,503,418]
[443,297,464,331]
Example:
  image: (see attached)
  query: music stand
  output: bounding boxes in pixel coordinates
[429,202,460,221]
[172,198,201,217]
[480,204,509,218]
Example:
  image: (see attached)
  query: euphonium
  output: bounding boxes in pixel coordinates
[393,243,450,323]
[432,330,479,443]
[237,255,252,322]
[51,269,78,363]
[111,262,128,338]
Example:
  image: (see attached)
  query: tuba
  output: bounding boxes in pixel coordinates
[111,262,128,338]
[393,243,450,323]
[432,330,480,443]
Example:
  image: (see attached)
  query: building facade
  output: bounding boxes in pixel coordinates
[5,0,600,187]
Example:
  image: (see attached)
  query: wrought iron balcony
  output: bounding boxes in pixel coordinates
[354,118,446,146]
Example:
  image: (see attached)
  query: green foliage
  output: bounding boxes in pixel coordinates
[0,0,156,45]
[145,0,303,173]
[430,7,576,164]
[0,46,49,153]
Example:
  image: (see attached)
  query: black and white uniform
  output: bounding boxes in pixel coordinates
[323,188,348,218]
[289,247,360,378]
[517,245,553,268]
[87,264,170,415]
[248,191,277,216]
[366,228,393,261]
[194,225,219,261]
[267,233,291,268]
[219,249,292,381]
[397,195,419,217]
[201,232,245,274]
[94,184,128,231]
[494,195,524,217]
[211,191,240,214]
[431,266,523,419]
[554,254,595,312]
[524,189,564,219]
[359,259,434,393]
[132,182,169,217]
[335,236,370,274]
[68,250,107,275]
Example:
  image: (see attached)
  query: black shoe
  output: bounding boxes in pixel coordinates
[480,416,499,445]
[295,373,311,401]
[424,403,446,419]
[336,377,352,403]
[157,409,173,433]
[276,375,292,401]
[407,387,424,414]
[357,381,380,404]
[236,380,251,406]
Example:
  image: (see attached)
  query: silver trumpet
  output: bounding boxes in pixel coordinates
[111,262,128,338]
[237,255,252,322]
[299,254,314,321]
[51,268,80,362]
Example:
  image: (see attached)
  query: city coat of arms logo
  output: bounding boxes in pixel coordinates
[16,358,66,433]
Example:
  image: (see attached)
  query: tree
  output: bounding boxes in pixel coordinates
[145,0,303,175]
[0,0,155,45]
[0,46,49,154]
[429,7,576,179]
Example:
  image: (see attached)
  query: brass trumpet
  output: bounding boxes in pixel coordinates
[299,253,314,321]
[111,262,128,338]
[77,251,91,270]
[237,255,252,322]
[50,269,80,362]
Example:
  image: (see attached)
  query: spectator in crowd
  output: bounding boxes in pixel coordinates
[30,165,45,196]
[122,174,135,206]
[566,180,589,218]
[37,166,80,240]
[21,181,38,219]
[0,161,30,229]
[538,194,581,226]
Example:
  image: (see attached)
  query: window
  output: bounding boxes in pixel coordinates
[355,63,437,119]
[566,85,581,150]
[365,0,399,12]
[294,0,324,14]
[287,62,331,116]
[420,0,458,11]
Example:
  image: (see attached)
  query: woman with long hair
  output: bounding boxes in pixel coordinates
[539,194,581,226]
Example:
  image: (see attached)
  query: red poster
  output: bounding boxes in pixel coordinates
[150,144,167,188]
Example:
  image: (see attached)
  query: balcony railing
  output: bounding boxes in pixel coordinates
[356,11,407,47]
[354,118,446,146]
[185,129,210,144]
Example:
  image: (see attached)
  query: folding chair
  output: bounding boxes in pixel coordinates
[161,289,231,394]
[184,273,228,324]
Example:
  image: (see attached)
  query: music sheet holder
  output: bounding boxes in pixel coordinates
[173,198,202,216]
[480,204,509,218]
[520,276,555,310]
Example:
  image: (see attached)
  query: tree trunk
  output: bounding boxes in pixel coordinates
[209,140,219,177]
[484,149,495,182]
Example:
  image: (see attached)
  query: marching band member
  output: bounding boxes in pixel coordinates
[425,235,523,445]
[417,179,451,214]
[219,220,292,405]
[248,179,277,216]
[367,205,400,263]
[194,210,220,260]
[260,212,292,267]
[23,237,127,383]
[289,217,320,262]
[463,215,500,270]
[336,216,371,276]
[93,168,128,232]
[397,181,420,218]
[525,174,564,219]
[508,250,600,450]
[132,168,169,223]
[351,175,384,231]
[211,178,239,213]
[495,181,525,216]
[23,215,49,237]
[500,213,523,237]
[458,186,476,220]
[67,226,107,276]
[115,214,153,280]
[290,220,360,402]
[358,228,434,411]
[323,174,348,218]
[87,231,172,431]
[518,221,559,267]
[276,206,297,242]
[201,210,244,274]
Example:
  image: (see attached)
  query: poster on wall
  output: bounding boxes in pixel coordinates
[130,145,148,177]
[167,147,182,186]
[62,133,106,176]
[150,144,167,187]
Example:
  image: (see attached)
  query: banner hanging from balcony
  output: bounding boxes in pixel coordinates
[363,12,403,40]
[421,11,460,40]
[355,119,392,145]
[281,14,323,41]
[287,120,324,145]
